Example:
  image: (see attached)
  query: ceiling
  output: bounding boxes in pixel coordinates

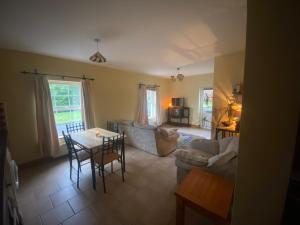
[0,0,247,77]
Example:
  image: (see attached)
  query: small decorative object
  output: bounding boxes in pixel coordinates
[232,83,242,95]
[89,38,107,63]
[95,130,100,137]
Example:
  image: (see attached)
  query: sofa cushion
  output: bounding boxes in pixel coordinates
[208,137,239,167]
[219,136,234,153]
[157,127,178,137]
[190,139,219,155]
[133,121,156,130]
[175,149,211,167]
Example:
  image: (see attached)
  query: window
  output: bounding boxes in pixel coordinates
[146,89,157,124]
[49,80,83,137]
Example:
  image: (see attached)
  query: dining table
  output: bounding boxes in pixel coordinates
[71,127,125,190]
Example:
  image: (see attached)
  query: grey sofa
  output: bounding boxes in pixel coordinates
[175,136,239,183]
[119,121,179,156]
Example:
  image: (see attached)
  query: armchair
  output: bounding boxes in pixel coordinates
[175,136,239,183]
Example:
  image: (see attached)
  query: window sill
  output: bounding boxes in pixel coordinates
[58,136,65,146]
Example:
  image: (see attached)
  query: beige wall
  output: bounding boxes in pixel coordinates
[0,49,171,164]
[212,51,245,129]
[169,74,213,125]
[232,1,299,225]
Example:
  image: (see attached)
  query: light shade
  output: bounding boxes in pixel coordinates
[89,51,107,63]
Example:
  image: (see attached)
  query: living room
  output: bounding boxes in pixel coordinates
[0,1,298,225]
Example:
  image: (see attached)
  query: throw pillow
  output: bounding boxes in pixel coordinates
[207,150,237,167]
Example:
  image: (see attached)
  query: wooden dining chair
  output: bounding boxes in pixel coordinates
[66,122,85,133]
[62,131,90,188]
[94,133,125,193]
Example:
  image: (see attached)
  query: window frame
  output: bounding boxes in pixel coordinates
[48,80,83,138]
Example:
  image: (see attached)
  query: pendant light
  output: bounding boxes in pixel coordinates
[176,67,184,81]
[170,67,184,81]
[89,38,107,63]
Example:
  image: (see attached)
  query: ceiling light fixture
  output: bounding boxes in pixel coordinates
[170,67,184,81]
[176,67,184,81]
[89,38,106,63]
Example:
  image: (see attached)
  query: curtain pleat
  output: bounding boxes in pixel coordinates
[34,77,59,157]
[81,80,95,129]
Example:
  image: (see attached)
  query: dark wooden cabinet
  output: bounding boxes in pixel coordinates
[167,107,190,126]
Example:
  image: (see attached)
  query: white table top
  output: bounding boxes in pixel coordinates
[71,128,120,150]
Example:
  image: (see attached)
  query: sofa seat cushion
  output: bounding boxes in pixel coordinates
[175,149,213,167]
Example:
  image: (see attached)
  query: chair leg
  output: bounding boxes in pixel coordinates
[77,163,80,189]
[69,159,72,179]
[111,162,113,173]
[79,164,82,173]
[101,165,106,193]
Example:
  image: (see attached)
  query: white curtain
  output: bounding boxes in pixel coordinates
[81,79,95,129]
[136,84,149,125]
[34,76,59,157]
[155,86,161,125]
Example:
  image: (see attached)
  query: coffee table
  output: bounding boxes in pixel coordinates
[175,168,234,225]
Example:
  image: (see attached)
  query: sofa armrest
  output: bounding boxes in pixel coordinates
[155,132,178,156]
[189,139,219,155]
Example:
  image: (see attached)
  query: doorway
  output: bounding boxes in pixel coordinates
[199,88,213,129]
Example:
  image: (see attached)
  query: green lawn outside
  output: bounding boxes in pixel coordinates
[54,110,82,124]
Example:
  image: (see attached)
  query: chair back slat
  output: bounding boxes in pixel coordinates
[107,121,119,133]
[101,132,124,164]
[66,122,85,133]
[62,131,80,160]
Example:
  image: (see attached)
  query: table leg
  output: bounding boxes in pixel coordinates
[176,196,185,225]
[90,152,96,190]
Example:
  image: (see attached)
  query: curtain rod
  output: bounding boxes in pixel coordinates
[138,83,160,88]
[20,70,95,81]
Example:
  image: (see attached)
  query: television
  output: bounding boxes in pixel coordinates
[172,98,184,107]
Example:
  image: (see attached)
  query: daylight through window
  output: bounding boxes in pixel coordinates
[146,89,157,125]
[48,80,83,137]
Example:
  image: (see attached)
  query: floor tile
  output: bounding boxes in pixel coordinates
[41,202,74,225]
[20,196,53,221]
[50,186,79,207]
[62,207,97,225]
[68,193,91,213]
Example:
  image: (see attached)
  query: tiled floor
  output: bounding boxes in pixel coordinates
[18,146,213,225]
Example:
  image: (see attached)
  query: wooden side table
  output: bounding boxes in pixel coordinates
[215,126,239,140]
[175,168,234,225]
